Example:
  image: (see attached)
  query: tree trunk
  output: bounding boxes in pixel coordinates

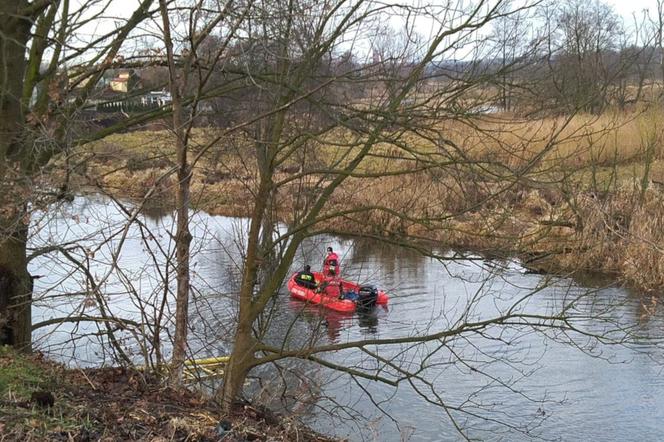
[170,123,191,383]
[218,173,272,408]
[0,2,34,351]
[220,321,256,410]
[0,221,32,351]
[159,0,192,385]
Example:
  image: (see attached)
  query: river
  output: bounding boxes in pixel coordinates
[29,196,664,441]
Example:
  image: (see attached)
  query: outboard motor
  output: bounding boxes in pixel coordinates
[357,285,378,308]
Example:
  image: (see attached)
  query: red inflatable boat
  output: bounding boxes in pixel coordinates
[288,271,389,312]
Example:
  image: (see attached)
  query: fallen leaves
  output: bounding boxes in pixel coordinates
[1,349,337,441]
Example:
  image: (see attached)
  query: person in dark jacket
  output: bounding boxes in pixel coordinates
[295,265,317,289]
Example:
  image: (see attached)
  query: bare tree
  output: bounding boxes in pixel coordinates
[540,0,623,113]
[196,0,624,417]
[0,0,159,350]
[647,0,664,92]
[157,0,255,384]
[7,0,657,439]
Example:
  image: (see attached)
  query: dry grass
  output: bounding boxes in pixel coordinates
[450,108,664,171]
[62,108,664,294]
[553,187,664,293]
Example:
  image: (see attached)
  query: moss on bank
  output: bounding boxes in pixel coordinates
[0,347,336,441]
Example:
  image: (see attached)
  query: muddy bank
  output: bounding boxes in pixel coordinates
[0,348,337,442]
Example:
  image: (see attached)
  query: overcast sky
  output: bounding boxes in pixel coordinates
[96,0,662,24]
[75,0,664,58]
[608,0,658,18]
[99,0,662,19]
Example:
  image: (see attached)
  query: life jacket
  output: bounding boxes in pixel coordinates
[295,271,316,288]
[323,252,340,276]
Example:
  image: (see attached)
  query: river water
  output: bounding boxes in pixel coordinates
[29,196,664,441]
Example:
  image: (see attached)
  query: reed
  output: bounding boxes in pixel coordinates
[71,109,664,294]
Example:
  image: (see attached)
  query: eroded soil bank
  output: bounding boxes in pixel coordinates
[0,347,336,441]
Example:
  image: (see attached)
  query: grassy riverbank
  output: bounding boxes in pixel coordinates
[0,347,334,441]
[54,109,664,294]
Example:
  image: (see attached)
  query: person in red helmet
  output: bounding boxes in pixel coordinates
[323,246,340,277]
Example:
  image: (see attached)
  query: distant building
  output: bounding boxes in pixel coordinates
[67,67,172,113]
[140,90,172,107]
[109,70,141,93]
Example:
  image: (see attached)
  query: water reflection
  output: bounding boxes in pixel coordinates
[355,306,384,335]
[344,238,427,291]
[286,300,388,342]
[29,195,664,442]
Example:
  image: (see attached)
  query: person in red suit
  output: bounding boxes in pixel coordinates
[323,246,340,277]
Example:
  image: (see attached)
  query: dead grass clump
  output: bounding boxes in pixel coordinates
[191,178,255,218]
[99,169,175,204]
[521,190,552,219]
[622,191,664,293]
[546,185,664,293]
[200,168,231,185]
[553,192,630,273]
[126,152,172,172]
[91,141,125,164]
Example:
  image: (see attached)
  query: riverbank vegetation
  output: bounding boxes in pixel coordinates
[2,0,664,439]
[0,347,334,441]
[62,104,664,293]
